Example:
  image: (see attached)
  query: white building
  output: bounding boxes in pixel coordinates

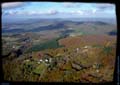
[84,45,91,49]
[96,69,99,73]
[38,62,40,64]
[26,59,30,62]
[45,59,49,62]
[39,59,43,62]
[12,45,15,49]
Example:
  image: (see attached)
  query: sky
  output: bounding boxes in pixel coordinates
[2,2,116,19]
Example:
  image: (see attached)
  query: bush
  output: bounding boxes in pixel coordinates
[103,46,112,54]
[32,63,47,75]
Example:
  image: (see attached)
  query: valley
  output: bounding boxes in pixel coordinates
[2,19,117,83]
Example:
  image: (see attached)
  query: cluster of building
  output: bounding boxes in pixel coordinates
[37,52,53,65]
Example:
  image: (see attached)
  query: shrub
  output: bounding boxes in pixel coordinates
[103,46,112,54]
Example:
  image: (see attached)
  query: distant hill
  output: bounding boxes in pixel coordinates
[107,30,117,36]
[2,19,117,35]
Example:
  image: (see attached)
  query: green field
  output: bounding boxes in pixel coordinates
[26,36,64,53]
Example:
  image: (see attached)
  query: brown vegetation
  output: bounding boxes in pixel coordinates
[59,35,116,47]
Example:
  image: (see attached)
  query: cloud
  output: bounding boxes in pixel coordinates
[63,2,74,7]
[69,9,98,15]
[77,10,83,14]
[27,10,58,15]
[68,10,84,15]
[94,4,115,10]
[2,9,58,16]
[62,2,80,8]
[2,10,16,15]
[2,9,99,16]
[2,2,30,9]
[47,9,58,15]
[92,9,97,14]
[2,2,25,9]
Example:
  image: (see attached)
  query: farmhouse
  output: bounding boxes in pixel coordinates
[37,52,53,65]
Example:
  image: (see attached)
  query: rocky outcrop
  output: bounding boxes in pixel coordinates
[72,63,83,70]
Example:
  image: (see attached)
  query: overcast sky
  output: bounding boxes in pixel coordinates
[2,2,116,19]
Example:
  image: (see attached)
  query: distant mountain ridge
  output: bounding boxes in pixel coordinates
[2,18,116,24]
[2,19,116,35]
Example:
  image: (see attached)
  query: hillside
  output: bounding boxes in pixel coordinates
[2,34,117,82]
[59,35,116,47]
